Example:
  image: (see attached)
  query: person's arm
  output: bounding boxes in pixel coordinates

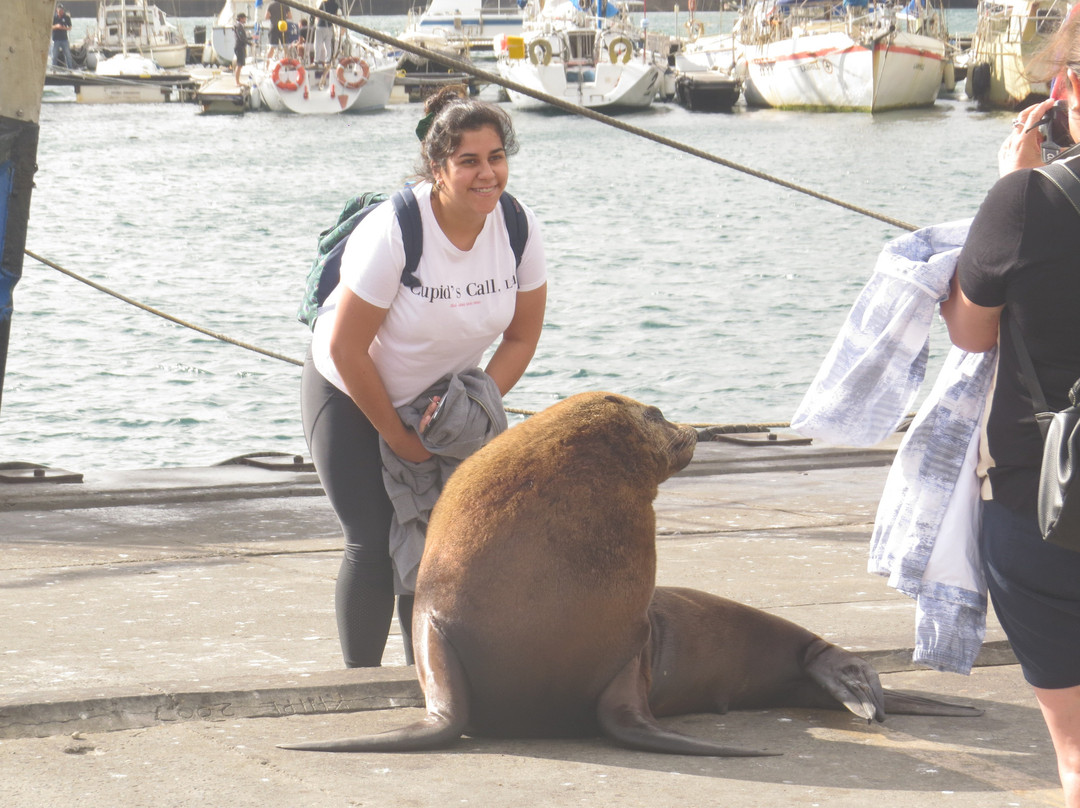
[939,271,1003,354]
[484,284,547,395]
[329,288,432,462]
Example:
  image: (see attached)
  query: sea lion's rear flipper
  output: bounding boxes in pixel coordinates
[803,640,983,721]
[882,690,984,717]
[278,616,469,753]
[803,640,887,722]
[597,652,777,757]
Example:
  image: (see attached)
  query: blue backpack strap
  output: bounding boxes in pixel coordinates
[499,192,529,267]
[392,187,424,289]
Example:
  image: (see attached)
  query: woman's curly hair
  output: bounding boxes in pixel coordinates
[416,85,519,183]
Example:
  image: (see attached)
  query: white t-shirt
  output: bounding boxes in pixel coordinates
[311,183,546,407]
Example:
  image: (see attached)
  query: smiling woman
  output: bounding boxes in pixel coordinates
[300,84,548,675]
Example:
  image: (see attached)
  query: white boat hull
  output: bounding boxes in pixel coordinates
[741,30,945,112]
[499,58,661,110]
[251,58,396,114]
[118,42,187,69]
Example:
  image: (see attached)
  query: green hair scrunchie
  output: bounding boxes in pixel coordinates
[415,112,435,142]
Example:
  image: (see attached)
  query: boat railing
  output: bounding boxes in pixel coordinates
[973,0,1070,47]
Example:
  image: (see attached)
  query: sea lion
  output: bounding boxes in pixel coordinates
[280,392,978,756]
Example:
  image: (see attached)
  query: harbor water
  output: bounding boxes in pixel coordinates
[3,11,1013,473]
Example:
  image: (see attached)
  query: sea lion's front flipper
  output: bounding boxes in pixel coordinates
[803,640,886,723]
[597,651,777,757]
[882,691,984,717]
[278,615,469,752]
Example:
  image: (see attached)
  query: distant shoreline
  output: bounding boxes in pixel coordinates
[55,0,979,20]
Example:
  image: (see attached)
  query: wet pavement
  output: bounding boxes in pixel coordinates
[0,435,1064,807]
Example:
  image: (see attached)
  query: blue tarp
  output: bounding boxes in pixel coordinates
[0,158,14,322]
[571,0,619,18]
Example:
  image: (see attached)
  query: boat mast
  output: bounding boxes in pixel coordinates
[0,0,52,419]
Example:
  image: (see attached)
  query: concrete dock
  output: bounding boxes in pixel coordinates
[0,435,1064,807]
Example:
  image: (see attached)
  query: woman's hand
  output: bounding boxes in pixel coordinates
[998,99,1057,176]
[329,289,434,463]
[385,426,433,463]
[418,396,441,435]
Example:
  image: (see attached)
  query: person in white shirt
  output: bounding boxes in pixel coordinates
[302,86,547,668]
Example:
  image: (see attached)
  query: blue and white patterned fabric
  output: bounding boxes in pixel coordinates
[792,219,995,674]
[791,219,974,446]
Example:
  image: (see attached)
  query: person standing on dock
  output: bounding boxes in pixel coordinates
[313,0,340,64]
[232,12,252,87]
[940,8,1080,807]
[50,3,73,69]
[301,87,547,669]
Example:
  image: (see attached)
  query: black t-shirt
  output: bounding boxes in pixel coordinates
[318,0,340,25]
[266,2,288,23]
[956,154,1080,514]
[52,11,71,42]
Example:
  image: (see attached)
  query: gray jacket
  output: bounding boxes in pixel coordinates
[379,367,507,593]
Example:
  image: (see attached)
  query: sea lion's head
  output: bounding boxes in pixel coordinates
[518,392,697,486]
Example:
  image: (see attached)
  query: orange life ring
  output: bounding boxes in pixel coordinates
[272,57,305,92]
[336,56,370,89]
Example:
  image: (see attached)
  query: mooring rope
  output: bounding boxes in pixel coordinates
[282,0,921,233]
[20,250,789,427]
[23,249,304,367]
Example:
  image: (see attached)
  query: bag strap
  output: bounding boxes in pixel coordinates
[498,192,529,268]
[392,187,424,290]
[394,188,528,289]
[1034,154,1080,219]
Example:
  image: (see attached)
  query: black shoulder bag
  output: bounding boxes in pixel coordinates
[1006,153,1080,551]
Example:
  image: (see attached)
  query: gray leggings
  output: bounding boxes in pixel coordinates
[301,350,413,666]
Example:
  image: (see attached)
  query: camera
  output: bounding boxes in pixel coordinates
[1035,100,1073,163]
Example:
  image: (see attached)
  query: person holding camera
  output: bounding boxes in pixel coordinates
[940,7,1080,806]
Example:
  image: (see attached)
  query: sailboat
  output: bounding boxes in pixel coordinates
[734,0,949,112]
[496,0,663,111]
[964,0,1074,109]
[403,0,527,54]
[85,0,189,70]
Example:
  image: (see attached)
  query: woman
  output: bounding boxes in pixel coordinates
[301,87,547,668]
[940,11,1080,805]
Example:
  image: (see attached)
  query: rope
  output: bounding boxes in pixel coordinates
[21,250,794,431]
[281,0,921,233]
[22,249,304,367]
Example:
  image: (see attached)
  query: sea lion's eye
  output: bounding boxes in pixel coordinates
[643,407,665,423]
